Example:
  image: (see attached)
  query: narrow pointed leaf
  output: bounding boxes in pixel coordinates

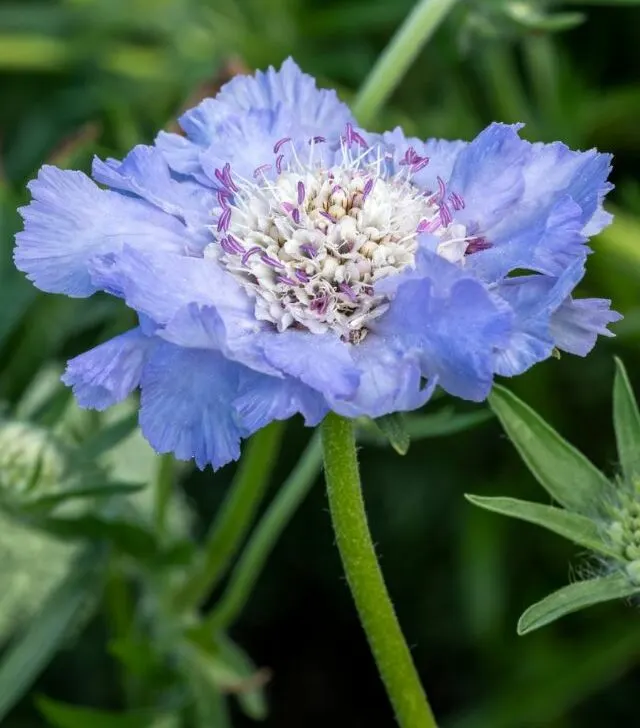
[25,482,144,512]
[0,547,105,721]
[517,572,639,635]
[78,412,139,461]
[183,631,268,720]
[373,413,410,455]
[466,495,620,559]
[405,407,493,438]
[37,697,168,728]
[613,357,640,482]
[489,386,610,514]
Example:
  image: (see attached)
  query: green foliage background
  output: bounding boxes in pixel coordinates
[2,0,640,726]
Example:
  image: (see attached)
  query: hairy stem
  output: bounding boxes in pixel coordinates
[321,413,438,728]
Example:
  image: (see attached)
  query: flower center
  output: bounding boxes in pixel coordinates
[206,132,482,343]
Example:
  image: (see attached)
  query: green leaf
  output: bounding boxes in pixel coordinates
[0,547,105,722]
[362,407,493,448]
[489,385,610,514]
[518,572,640,635]
[405,407,493,439]
[182,631,268,720]
[77,413,139,461]
[37,697,170,728]
[24,482,144,512]
[373,413,410,455]
[613,357,640,483]
[216,635,268,720]
[28,513,159,559]
[504,4,585,32]
[466,495,620,559]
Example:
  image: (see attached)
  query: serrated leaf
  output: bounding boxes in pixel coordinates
[373,413,410,455]
[466,495,619,559]
[613,358,640,483]
[37,696,169,728]
[0,547,105,722]
[517,572,640,635]
[489,386,610,514]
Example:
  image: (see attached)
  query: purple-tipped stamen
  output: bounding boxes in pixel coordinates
[292,209,301,225]
[319,210,334,223]
[217,190,231,208]
[277,275,297,286]
[241,246,263,265]
[449,191,465,210]
[220,237,236,255]
[217,208,231,232]
[437,176,447,202]
[362,178,374,202]
[331,184,342,195]
[281,201,295,215]
[466,236,492,255]
[417,216,441,234]
[261,254,286,270]
[226,234,245,254]
[253,163,272,178]
[309,136,326,145]
[339,283,357,302]
[275,154,285,174]
[345,123,355,145]
[214,167,228,189]
[297,181,306,205]
[273,137,291,154]
[399,147,417,166]
[295,269,310,283]
[222,163,238,193]
[352,130,368,148]
[439,204,452,227]
[300,243,317,258]
[411,158,430,173]
[310,295,329,315]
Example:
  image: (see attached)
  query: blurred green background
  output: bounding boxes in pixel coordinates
[2,0,640,726]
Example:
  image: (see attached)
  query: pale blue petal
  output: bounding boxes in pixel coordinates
[92,145,215,244]
[374,254,512,401]
[330,337,435,419]
[15,166,186,297]
[448,123,529,231]
[467,195,587,282]
[61,328,151,410]
[260,330,360,400]
[551,297,622,356]
[379,128,467,192]
[139,342,246,470]
[233,371,328,434]
[157,58,353,181]
[492,261,586,376]
[522,141,613,233]
[88,247,254,331]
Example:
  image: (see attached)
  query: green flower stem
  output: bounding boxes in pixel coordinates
[205,433,323,631]
[352,0,459,126]
[174,421,284,612]
[321,413,437,728]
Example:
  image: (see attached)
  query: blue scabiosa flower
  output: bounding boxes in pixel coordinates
[15,59,620,469]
